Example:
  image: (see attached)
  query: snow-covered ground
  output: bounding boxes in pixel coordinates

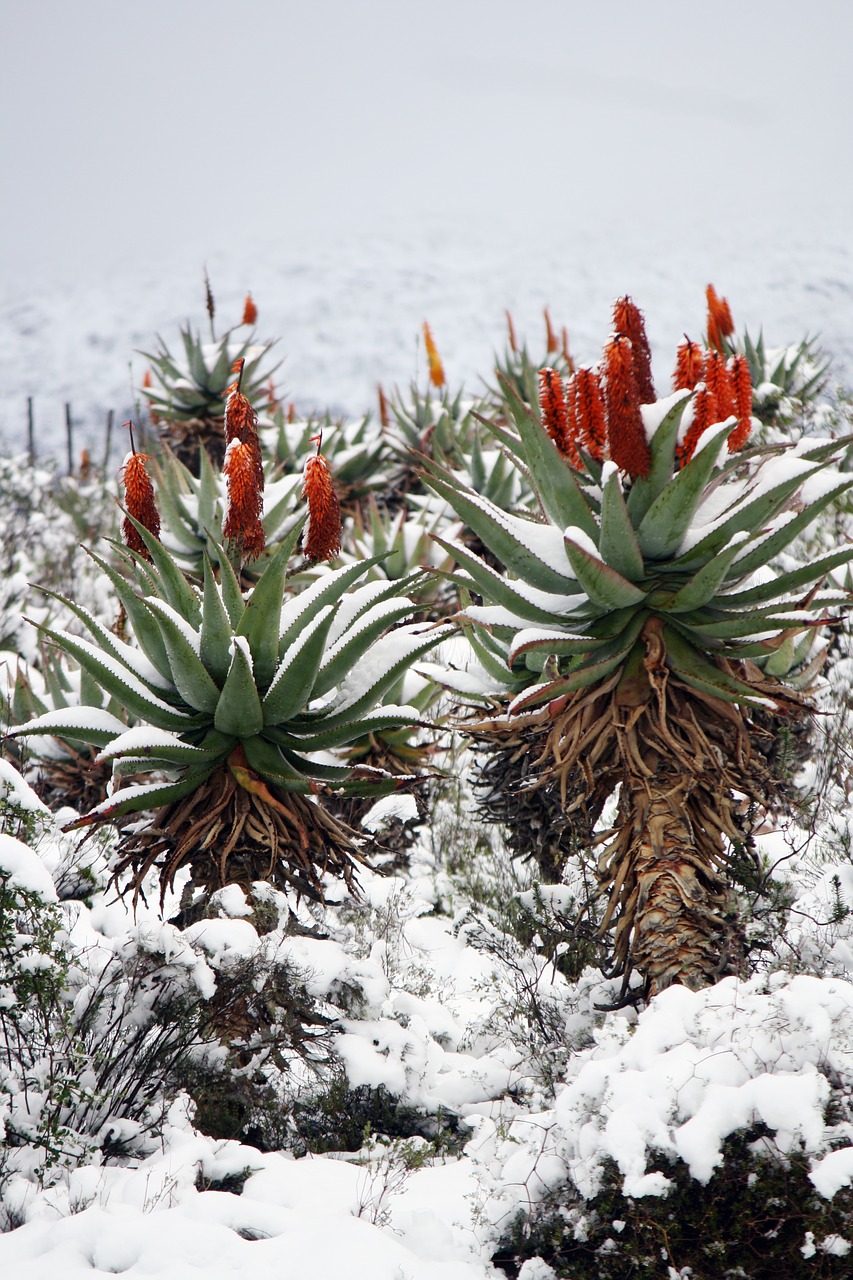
[3,215,852,464]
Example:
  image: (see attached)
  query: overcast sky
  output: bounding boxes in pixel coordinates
[3,0,852,286]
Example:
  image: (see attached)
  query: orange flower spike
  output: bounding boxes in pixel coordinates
[302,437,342,562]
[377,383,390,429]
[120,426,161,559]
[602,335,651,479]
[573,367,607,462]
[223,356,264,498]
[561,326,575,374]
[612,296,655,403]
[538,367,579,467]
[224,358,254,441]
[241,292,257,326]
[141,369,161,425]
[673,337,705,391]
[423,322,446,389]
[703,350,736,423]
[706,284,735,353]
[505,310,518,354]
[223,438,265,562]
[544,307,559,355]
[728,353,754,451]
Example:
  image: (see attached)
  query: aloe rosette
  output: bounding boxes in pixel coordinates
[14,519,450,904]
[424,339,853,997]
[141,322,280,470]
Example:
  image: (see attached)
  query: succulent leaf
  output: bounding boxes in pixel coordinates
[214,638,264,736]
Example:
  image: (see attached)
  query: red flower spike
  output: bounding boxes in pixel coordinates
[223,439,266,563]
[121,443,161,559]
[673,338,705,391]
[603,335,651,479]
[573,368,607,462]
[677,386,714,468]
[423,322,445,389]
[241,292,257,326]
[728,354,753,451]
[612,296,655,403]
[544,308,558,355]
[302,445,342,562]
[539,367,580,467]
[703,350,735,423]
[706,284,735,353]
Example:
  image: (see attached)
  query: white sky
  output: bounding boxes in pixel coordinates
[3,0,852,283]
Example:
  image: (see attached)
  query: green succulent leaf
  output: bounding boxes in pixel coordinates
[200,553,234,685]
[83,549,171,679]
[626,389,692,526]
[662,625,781,706]
[262,605,338,726]
[671,457,834,571]
[721,544,853,608]
[719,478,853,580]
[422,463,578,593]
[32,624,196,732]
[37,588,173,696]
[143,598,222,714]
[12,706,127,749]
[278,558,384,657]
[122,512,202,626]
[636,420,731,560]
[497,376,599,538]
[214,638,264,736]
[96,726,234,766]
[658,535,751,613]
[236,524,304,691]
[311,600,417,700]
[279,707,427,752]
[295,624,453,732]
[562,531,648,610]
[237,736,314,793]
[64,769,217,828]
[598,465,646,581]
[209,537,246,627]
[433,536,576,624]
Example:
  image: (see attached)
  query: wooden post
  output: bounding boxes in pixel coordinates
[27,397,35,465]
[65,403,74,476]
[103,408,114,474]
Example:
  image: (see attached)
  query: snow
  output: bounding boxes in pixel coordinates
[360,793,420,832]
[0,834,58,901]
[13,706,127,741]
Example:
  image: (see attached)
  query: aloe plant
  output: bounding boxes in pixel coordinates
[140,321,280,471]
[424,299,853,997]
[13,517,450,905]
[738,328,831,427]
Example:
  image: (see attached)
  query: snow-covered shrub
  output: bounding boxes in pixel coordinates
[484,974,853,1276]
